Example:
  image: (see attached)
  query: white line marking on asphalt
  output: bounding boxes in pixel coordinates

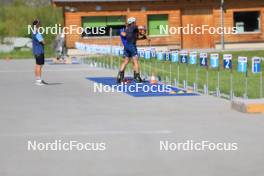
[0,68,91,73]
[0,130,172,137]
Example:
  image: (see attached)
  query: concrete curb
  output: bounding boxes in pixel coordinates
[231,98,264,113]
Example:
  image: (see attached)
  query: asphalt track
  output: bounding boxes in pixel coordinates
[0,59,264,176]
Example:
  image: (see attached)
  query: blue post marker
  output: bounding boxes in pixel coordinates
[157,51,165,61]
[119,49,124,56]
[252,57,261,73]
[223,54,232,69]
[107,47,111,55]
[210,53,220,96]
[114,48,119,56]
[210,53,219,68]
[237,56,248,98]
[151,48,156,58]
[223,54,234,98]
[251,57,262,98]
[144,50,151,60]
[165,51,171,61]
[200,53,208,67]
[180,50,188,64]
[189,51,197,65]
[171,51,179,63]
[137,50,140,57]
[194,51,199,92]
[199,53,208,94]
[179,51,188,89]
[171,51,180,86]
[237,56,248,73]
[116,48,119,56]
[71,57,79,64]
[138,49,145,58]
[140,50,145,58]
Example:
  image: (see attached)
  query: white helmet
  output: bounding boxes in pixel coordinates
[127,17,136,24]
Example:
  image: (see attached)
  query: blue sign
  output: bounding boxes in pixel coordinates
[252,57,261,73]
[138,50,145,58]
[114,48,120,56]
[210,53,219,68]
[189,51,197,65]
[200,53,208,67]
[157,52,165,61]
[150,49,156,58]
[106,47,111,54]
[223,54,232,69]
[144,50,151,60]
[237,56,248,73]
[180,51,188,63]
[119,49,124,56]
[171,51,179,63]
[165,52,171,61]
[71,57,79,64]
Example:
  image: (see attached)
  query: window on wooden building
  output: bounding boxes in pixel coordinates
[82,16,125,37]
[234,11,260,33]
[148,14,168,36]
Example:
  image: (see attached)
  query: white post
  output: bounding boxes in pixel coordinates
[221,0,225,50]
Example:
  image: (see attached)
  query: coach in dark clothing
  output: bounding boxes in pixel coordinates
[32,19,47,86]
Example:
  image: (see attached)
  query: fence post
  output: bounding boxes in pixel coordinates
[149,60,152,80]
[195,64,198,92]
[230,69,234,100]
[244,63,248,99]
[216,68,220,97]
[169,63,172,85]
[260,71,263,98]
[118,42,121,70]
[186,64,189,89]
[162,61,165,82]
[204,65,209,95]
[155,59,158,82]
[109,28,113,69]
[177,62,180,87]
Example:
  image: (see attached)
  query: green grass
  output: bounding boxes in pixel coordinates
[0,1,62,40]
[0,45,55,59]
[0,0,63,59]
[84,50,264,99]
[0,49,33,59]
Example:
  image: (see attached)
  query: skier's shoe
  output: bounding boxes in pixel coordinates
[117,71,125,83]
[134,73,142,83]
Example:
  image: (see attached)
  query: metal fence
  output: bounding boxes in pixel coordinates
[76,42,264,100]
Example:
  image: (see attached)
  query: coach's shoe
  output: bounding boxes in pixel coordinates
[134,73,142,83]
[41,80,49,85]
[117,71,125,83]
[35,80,44,86]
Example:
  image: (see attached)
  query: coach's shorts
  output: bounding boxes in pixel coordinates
[124,44,137,58]
[35,53,45,65]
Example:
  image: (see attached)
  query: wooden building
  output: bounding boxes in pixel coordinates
[52,0,264,50]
